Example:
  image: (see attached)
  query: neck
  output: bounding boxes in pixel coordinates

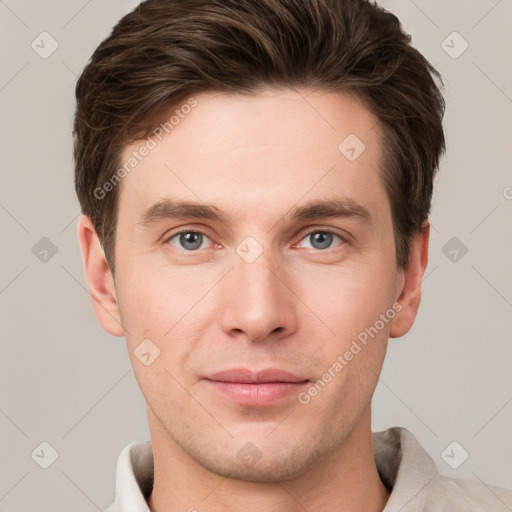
[147,407,390,512]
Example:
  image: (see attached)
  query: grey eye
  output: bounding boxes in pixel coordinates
[168,231,210,251]
[300,231,342,250]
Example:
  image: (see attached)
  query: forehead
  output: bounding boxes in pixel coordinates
[117,88,386,223]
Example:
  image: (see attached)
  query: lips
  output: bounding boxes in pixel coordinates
[205,368,307,384]
[202,368,309,406]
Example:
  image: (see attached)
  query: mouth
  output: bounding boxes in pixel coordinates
[202,368,310,407]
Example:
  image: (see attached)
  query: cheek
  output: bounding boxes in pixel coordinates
[116,259,204,338]
[301,319,388,424]
[296,260,396,338]
[295,259,395,405]
[117,266,214,388]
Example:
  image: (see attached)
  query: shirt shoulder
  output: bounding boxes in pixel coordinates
[374,427,512,512]
[423,474,512,511]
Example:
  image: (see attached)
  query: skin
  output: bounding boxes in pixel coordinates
[78,88,429,512]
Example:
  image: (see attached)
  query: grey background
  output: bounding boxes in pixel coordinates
[1,0,511,510]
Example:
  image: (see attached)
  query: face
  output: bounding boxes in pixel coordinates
[94,88,410,481]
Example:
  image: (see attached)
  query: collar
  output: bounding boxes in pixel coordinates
[373,427,439,510]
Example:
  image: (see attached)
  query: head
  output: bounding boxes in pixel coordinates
[75,0,444,482]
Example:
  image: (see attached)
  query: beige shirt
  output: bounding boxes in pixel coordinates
[104,427,512,511]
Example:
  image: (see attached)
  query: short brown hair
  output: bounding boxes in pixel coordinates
[74,0,445,273]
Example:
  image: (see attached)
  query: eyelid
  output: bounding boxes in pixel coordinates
[163,223,215,240]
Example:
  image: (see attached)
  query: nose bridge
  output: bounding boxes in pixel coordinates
[220,237,296,341]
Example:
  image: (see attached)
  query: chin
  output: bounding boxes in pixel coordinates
[190,441,327,483]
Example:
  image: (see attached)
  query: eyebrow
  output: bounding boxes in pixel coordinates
[138,196,372,228]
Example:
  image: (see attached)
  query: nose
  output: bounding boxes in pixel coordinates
[219,244,298,343]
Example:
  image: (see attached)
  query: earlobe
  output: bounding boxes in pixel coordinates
[389,223,430,339]
[77,215,125,337]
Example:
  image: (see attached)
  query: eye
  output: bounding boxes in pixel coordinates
[166,230,214,251]
[297,230,344,250]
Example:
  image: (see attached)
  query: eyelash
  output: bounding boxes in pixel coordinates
[165,228,346,252]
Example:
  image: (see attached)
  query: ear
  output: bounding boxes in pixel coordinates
[77,215,125,337]
[389,223,430,338]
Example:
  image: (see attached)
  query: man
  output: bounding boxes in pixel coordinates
[74,0,512,510]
